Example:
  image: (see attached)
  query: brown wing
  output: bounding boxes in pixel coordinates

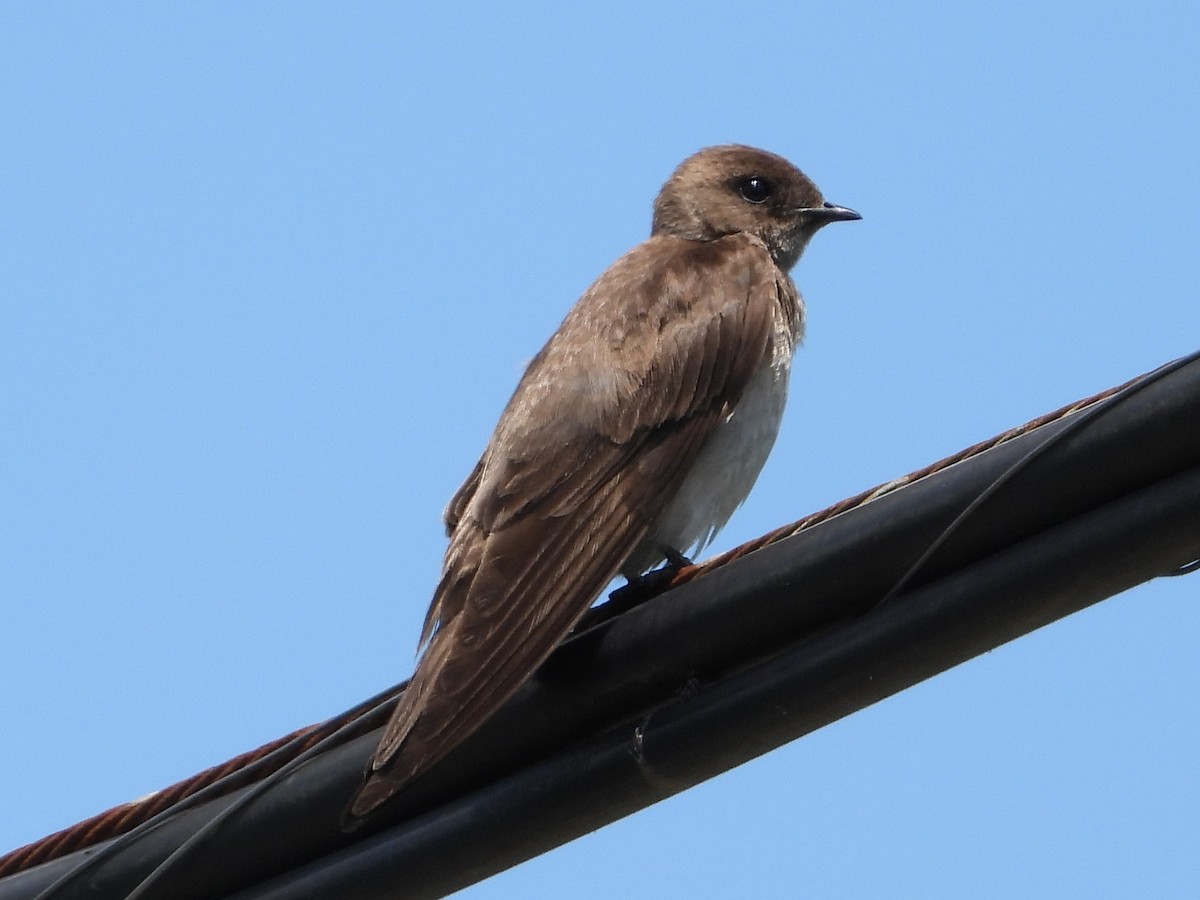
[348,233,787,818]
[443,457,483,537]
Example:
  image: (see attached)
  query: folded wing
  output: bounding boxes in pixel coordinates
[349,233,789,818]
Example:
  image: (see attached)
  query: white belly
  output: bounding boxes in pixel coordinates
[622,351,792,577]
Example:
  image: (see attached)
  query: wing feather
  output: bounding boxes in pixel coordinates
[349,233,789,817]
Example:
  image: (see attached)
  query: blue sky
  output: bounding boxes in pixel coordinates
[3,3,1198,896]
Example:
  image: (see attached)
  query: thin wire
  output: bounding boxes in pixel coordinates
[30,350,1200,898]
[1165,558,1200,577]
[876,349,1200,607]
[32,682,401,900]
[122,721,357,900]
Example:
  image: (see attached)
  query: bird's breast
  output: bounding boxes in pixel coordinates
[622,341,794,577]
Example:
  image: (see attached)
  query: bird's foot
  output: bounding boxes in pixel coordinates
[571,548,694,634]
[607,547,694,607]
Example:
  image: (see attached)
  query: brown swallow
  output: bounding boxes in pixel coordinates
[347,145,859,819]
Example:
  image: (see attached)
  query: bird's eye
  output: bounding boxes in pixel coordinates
[736,176,773,204]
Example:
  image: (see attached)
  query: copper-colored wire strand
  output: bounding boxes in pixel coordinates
[664,378,1130,587]
[0,375,1132,878]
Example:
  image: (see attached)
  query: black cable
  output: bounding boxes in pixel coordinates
[27,349,1200,899]
[877,348,1200,607]
[32,682,402,900]
[1165,558,1200,576]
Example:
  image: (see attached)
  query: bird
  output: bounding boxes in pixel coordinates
[346,144,859,820]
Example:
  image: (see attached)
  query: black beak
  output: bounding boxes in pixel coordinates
[800,202,862,223]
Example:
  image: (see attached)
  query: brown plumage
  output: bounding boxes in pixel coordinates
[347,145,859,819]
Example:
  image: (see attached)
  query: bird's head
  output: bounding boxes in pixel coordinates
[651,144,860,271]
